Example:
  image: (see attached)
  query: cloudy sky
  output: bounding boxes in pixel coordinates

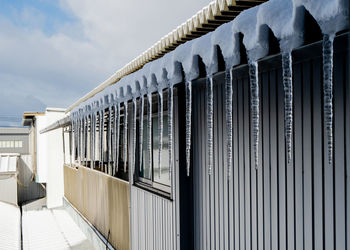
[0,0,211,127]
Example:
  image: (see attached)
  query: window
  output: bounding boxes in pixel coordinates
[0,140,23,148]
[135,89,174,195]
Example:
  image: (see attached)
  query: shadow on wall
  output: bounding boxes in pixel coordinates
[17,155,46,205]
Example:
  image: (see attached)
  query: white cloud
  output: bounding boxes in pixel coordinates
[0,0,211,126]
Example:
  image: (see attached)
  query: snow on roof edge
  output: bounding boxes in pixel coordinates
[70,0,348,117]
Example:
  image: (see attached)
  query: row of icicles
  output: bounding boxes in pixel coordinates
[72,34,335,179]
[72,87,174,179]
[186,34,335,179]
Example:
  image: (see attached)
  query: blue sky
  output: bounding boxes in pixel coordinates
[0,0,76,34]
[0,0,211,127]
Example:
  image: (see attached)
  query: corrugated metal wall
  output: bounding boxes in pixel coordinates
[131,187,178,250]
[192,33,349,250]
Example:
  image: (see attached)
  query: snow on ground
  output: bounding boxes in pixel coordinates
[0,202,21,250]
[22,199,94,250]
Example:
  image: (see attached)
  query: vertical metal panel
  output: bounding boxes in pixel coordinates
[191,33,349,250]
[131,187,176,250]
[293,62,304,250]
[333,44,346,250]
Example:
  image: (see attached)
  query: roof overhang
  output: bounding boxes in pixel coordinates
[66,0,267,113]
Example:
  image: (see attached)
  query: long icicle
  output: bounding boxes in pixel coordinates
[98,110,103,171]
[249,61,260,169]
[139,96,144,173]
[93,112,97,168]
[108,107,112,174]
[85,116,88,166]
[73,119,76,163]
[158,90,163,178]
[83,117,86,164]
[147,93,152,171]
[123,102,128,173]
[78,118,81,165]
[282,52,293,165]
[100,110,104,171]
[90,114,94,168]
[323,33,335,166]
[185,80,192,176]
[132,99,137,176]
[168,86,173,179]
[115,103,120,173]
[84,116,88,167]
[225,68,233,180]
[207,75,214,175]
[91,113,95,168]
[112,106,117,176]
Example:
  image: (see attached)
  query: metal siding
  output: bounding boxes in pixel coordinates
[131,187,176,250]
[191,34,349,250]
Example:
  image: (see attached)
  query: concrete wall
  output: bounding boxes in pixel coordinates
[46,128,64,208]
[64,165,130,250]
[36,109,65,183]
[17,154,46,204]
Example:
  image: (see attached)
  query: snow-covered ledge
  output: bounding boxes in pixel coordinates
[71,0,348,118]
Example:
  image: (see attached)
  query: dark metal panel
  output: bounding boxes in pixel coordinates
[302,60,314,250]
[312,57,324,250]
[232,76,240,250]
[333,46,346,250]
[257,69,264,250]
[345,41,350,250]
[293,62,304,250]
[243,76,252,250]
[277,65,287,250]
[269,68,279,250]
[261,70,271,250]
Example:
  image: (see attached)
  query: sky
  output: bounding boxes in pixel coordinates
[0,0,212,127]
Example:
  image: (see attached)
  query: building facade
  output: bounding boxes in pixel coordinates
[41,0,349,249]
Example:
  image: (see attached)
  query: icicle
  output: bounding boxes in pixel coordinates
[90,114,94,168]
[168,86,173,179]
[139,96,144,173]
[225,69,233,180]
[123,102,128,173]
[132,99,137,175]
[73,119,77,163]
[249,61,260,169]
[83,117,86,165]
[108,107,112,174]
[90,114,94,167]
[323,33,335,166]
[78,118,81,164]
[84,117,87,165]
[158,91,163,178]
[93,112,97,168]
[100,110,104,171]
[115,103,120,173]
[282,52,293,165]
[207,75,214,175]
[147,93,152,170]
[185,80,192,176]
[112,106,116,175]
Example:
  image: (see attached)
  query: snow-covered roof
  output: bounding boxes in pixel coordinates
[70,0,348,117]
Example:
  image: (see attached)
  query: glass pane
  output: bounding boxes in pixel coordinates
[153,114,170,186]
[140,97,152,179]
